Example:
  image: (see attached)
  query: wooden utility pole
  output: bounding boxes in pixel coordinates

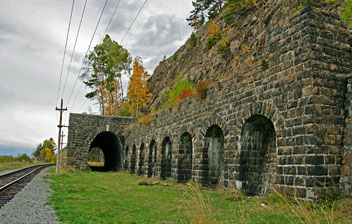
[56,99,67,173]
[60,131,66,166]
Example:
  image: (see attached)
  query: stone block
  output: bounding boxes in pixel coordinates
[342,151,352,166]
[340,165,351,175]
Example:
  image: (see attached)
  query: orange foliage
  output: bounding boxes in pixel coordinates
[127,58,152,116]
[40,148,55,163]
[195,80,211,99]
[208,19,220,39]
[103,80,121,116]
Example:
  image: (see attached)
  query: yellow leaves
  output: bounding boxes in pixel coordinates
[240,44,250,55]
[233,44,251,69]
[193,19,201,30]
[127,58,152,116]
[40,148,55,163]
[233,56,240,67]
[208,20,221,39]
[103,79,121,116]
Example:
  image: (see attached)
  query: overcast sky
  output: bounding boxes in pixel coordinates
[0,0,193,156]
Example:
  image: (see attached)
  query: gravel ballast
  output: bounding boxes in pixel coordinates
[0,167,60,224]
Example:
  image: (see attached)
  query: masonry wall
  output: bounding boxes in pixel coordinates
[65,6,352,200]
[341,76,352,193]
[66,113,135,170]
[124,7,352,200]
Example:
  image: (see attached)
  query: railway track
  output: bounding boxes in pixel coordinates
[0,164,53,208]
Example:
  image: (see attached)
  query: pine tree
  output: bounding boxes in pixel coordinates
[187,0,225,27]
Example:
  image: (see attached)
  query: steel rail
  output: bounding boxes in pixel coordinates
[0,166,42,193]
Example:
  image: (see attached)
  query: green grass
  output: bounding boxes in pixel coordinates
[48,168,352,223]
[0,161,34,172]
[0,155,34,172]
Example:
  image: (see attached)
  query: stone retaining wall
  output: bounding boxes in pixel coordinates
[66,6,352,200]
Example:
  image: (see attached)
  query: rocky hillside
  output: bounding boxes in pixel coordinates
[147,0,346,109]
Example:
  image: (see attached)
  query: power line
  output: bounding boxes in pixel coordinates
[60,0,88,100]
[120,0,148,44]
[69,0,149,115]
[104,0,121,35]
[68,0,122,113]
[66,0,108,109]
[56,0,75,105]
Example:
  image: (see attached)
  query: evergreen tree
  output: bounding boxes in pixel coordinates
[187,0,225,27]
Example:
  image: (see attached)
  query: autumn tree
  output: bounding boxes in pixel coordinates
[127,58,152,117]
[81,34,131,115]
[33,138,56,158]
[33,138,57,163]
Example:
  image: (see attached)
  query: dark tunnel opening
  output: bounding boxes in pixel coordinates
[89,131,122,172]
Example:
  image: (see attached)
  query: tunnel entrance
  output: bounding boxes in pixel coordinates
[130,145,137,174]
[177,132,193,183]
[147,140,157,177]
[161,137,172,180]
[88,147,104,167]
[203,125,224,186]
[239,115,276,196]
[137,143,145,175]
[89,131,122,171]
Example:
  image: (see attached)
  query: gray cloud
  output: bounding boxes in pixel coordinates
[0,0,193,154]
[127,14,191,72]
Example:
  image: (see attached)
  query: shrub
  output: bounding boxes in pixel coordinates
[17,154,33,163]
[195,80,211,99]
[341,0,352,28]
[163,75,193,107]
[217,37,230,53]
[190,32,197,47]
[207,37,217,49]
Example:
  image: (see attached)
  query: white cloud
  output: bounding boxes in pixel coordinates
[0,0,193,154]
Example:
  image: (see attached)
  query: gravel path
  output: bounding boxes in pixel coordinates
[0,167,60,224]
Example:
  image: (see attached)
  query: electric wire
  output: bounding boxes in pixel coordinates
[68,0,122,113]
[120,0,148,44]
[66,0,108,110]
[60,0,88,100]
[104,0,121,36]
[55,0,75,106]
[70,0,149,115]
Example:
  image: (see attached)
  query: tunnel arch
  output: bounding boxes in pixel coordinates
[161,137,172,180]
[138,143,145,175]
[130,145,137,174]
[239,115,276,196]
[177,132,193,183]
[89,131,122,171]
[203,124,224,186]
[147,140,157,177]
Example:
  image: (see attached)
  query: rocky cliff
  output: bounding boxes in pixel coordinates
[147,0,345,109]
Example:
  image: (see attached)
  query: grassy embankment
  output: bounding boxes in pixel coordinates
[48,168,352,224]
[0,154,34,172]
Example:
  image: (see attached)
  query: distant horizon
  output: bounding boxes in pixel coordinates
[0,144,34,157]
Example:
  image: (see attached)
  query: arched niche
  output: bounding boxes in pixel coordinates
[177,132,193,183]
[239,115,276,196]
[161,137,172,180]
[130,145,137,174]
[203,125,224,186]
[138,143,145,176]
[147,140,157,177]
